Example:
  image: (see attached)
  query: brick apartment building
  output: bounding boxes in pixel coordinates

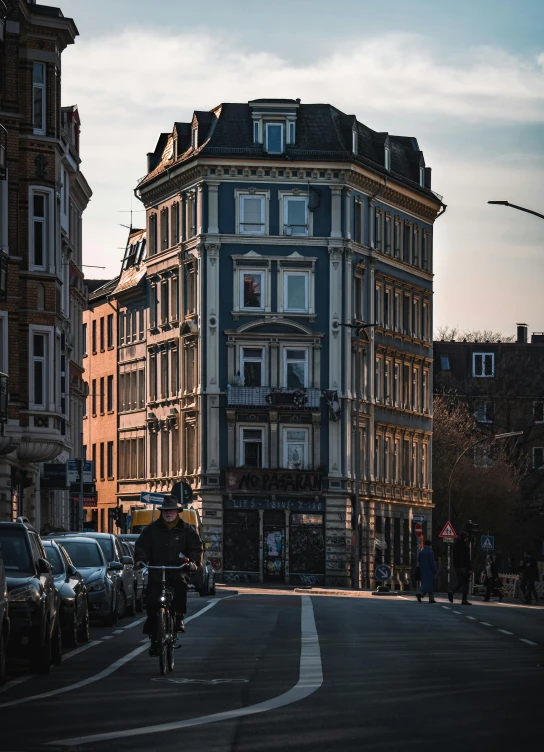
[82,278,119,531]
[0,0,91,530]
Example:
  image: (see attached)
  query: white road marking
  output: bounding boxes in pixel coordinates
[452,610,462,614]
[498,629,513,635]
[112,630,124,635]
[480,622,493,627]
[48,596,323,747]
[396,595,411,601]
[0,599,222,710]
[0,640,101,696]
[442,606,451,610]
[466,616,476,620]
[101,635,114,640]
[122,617,147,629]
[520,638,538,646]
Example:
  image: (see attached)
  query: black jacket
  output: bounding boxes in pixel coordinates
[135,517,203,584]
[453,538,471,570]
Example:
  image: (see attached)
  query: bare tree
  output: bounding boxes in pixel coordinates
[434,326,515,343]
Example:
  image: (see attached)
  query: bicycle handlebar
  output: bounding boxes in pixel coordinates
[145,564,189,570]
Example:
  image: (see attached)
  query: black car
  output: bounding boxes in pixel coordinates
[0,520,61,674]
[49,536,120,627]
[43,540,90,648]
[0,540,10,685]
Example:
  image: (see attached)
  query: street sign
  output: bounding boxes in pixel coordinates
[413,515,425,522]
[71,493,97,508]
[480,535,495,551]
[375,564,391,582]
[414,522,423,538]
[443,537,455,544]
[439,521,456,538]
[67,460,94,484]
[139,492,166,505]
[41,464,69,490]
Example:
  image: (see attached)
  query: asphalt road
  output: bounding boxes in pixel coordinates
[0,592,542,752]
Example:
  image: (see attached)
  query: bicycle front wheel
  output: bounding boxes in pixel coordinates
[156,608,167,676]
[167,612,175,672]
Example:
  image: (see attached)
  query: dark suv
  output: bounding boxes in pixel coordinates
[0,520,61,674]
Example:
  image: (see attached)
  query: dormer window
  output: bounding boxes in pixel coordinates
[384,146,391,171]
[419,166,425,187]
[352,130,358,155]
[265,123,284,154]
[289,121,296,144]
[192,127,198,150]
[253,121,259,144]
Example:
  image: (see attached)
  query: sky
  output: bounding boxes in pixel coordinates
[58,0,544,337]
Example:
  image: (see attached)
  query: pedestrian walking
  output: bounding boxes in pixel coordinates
[416,540,438,603]
[448,531,472,605]
[520,552,539,604]
[483,555,502,602]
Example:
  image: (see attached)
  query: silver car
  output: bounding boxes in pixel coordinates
[79,533,136,619]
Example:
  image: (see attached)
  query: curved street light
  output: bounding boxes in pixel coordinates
[445,430,523,589]
[488,200,544,221]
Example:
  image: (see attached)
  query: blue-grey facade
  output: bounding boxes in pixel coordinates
[136,99,443,588]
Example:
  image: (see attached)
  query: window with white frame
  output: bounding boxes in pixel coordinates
[413,366,420,412]
[373,208,382,250]
[32,63,46,135]
[422,301,429,342]
[384,359,391,402]
[30,328,52,410]
[241,347,264,387]
[241,427,263,468]
[31,192,48,269]
[253,121,259,143]
[288,121,296,144]
[394,221,401,258]
[375,284,382,326]
[353,198,363,244]
[240,270,265,311]
[421,443,428,487]
[385,436,392,481]
[284,428,308,469]
[352,130,358,154]
[394,291,401,331]
[473,352,494,378]
[375,355,383,403]
[384,287,391,329]
[534,401,544,423]
[422,232,429,270]
[393,437,400,483]
[533,447,544,470]
[412,297,419,338]
[354,274,363,322]
[282,195,308,236]
[384,146,391,171]
[284,271,308,312]
[474,399,494,423]
[384,216,392,254]
[419,166,425,187]
[239,194,266,235]
[423,369,429,413]
[191,127,198,150]
[284,348,308,389]
[265,123,284,154]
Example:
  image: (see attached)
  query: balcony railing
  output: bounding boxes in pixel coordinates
[227,386,321,409]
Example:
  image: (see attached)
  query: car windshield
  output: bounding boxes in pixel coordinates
[60,541,103,568]
[0,529,33,573]
[44,545,64,575]
[91,537,114,562]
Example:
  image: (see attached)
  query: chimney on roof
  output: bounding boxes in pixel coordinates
[516,323,528,344]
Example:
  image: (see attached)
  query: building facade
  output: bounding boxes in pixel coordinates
[135,98,443,587]
[0,0,90,531]
[434,324,544,513]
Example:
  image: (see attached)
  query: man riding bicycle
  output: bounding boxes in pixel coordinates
[135,495,203,656]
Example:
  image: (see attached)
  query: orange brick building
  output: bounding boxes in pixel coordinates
[82,279,119,531]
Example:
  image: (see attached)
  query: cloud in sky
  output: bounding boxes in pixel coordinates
[62,30,544,332]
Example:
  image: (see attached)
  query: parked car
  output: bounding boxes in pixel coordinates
[78,533,136,618]
[48,536,119,627]
[0,540,10,685]
[43,540,90,647]
[120,540,144,612]
[0,520,61,674]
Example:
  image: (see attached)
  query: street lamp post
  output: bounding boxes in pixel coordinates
[446,430,523,589]
[488,201,544,221]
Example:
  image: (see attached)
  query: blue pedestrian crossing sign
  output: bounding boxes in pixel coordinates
[480,535,495,551]
[375,564,392,582]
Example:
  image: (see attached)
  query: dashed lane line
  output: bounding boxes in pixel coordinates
[0,640,101,696]
[442,606,451,610]
[498,629,513,635]
[101,635,114,640]
[480,622,494,627]
[452,610,462,614]
[0,600,222,709]
[466,616,476,620]
[520,638,538,646]
[112,630,124,635]
[48,595,323,747]
[122,617,147,629]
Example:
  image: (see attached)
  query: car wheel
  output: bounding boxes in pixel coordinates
[29,622,52,675]
[104,595,119,627]
[116,589,127,620]
[52,618,63,665]
[78,600,90,643]
[64,612,79,649]
[0,630,6,686]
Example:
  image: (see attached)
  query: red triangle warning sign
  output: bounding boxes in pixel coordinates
[439,521,457,538]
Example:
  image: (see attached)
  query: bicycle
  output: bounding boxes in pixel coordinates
[145,562,190,675]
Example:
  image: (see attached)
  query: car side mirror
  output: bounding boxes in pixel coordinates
[66,564,78,578]
[37,558,52,575]
[108,561,123,571]
[121,556,133,565]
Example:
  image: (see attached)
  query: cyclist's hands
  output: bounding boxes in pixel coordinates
[189,561,197,572]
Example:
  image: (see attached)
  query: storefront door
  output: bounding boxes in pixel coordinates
[263,510,285,581]
[223,510,260,583]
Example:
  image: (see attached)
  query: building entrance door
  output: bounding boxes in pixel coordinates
[263,510,285,581]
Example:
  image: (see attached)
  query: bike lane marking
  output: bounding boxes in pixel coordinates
[48,596,323,747]
[0,600,221,709]
[0,640,101,696]
[122,617,147,629]
[520,638,538,646]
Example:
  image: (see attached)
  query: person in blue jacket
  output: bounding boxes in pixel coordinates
[416,540,439,603]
